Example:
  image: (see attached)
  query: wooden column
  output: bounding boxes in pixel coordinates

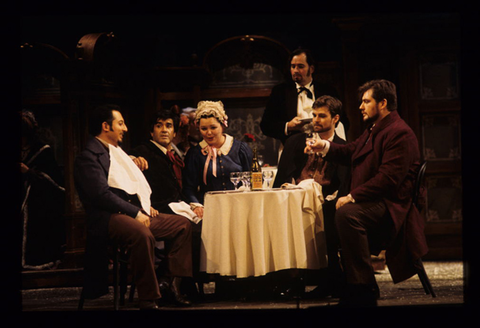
[333,17,366,141]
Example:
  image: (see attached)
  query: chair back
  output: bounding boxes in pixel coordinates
[412,161,427,208]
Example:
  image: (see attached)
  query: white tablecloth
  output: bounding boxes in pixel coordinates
[200,179,327,278]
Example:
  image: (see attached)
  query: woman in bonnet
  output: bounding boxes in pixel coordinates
[183,100,253,218]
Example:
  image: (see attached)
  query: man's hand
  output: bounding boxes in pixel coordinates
[137,212,151,228]
[150,207,159,217]
[336,194,355,209]
[304,139,327,154]
[287,116,308,133]
[132,156,149,171]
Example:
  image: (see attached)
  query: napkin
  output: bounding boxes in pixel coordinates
[107,144,151,214]
[168,201,202,224]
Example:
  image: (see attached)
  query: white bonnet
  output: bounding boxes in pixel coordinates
[195,100,228,127]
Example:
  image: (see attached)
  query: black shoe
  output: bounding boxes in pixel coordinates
[170,277,192,307]
[273,284,304,300]
[138,300,161,310]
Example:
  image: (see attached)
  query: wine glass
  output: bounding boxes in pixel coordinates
[262,170,274,189]
[230,172,241,190]
[257,155,264,167]
[303,123,316,155]
[241,171,251,191]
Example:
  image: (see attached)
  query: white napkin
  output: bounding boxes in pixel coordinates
[298,178,324,202]
[280,182,301,190]
[168,201,202,224]
[107,144,152,214]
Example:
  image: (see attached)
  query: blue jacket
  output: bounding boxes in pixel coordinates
[74,136,142,298]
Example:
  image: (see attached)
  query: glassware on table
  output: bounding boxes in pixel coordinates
[303,123,316,155]
[262,170,274,190]
[230,172,241,190]
[257,154,264,167]
[241,171,252,191]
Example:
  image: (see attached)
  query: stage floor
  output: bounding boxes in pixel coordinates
[19,261,465,310]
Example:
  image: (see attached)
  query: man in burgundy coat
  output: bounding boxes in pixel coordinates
[307,79,428,306]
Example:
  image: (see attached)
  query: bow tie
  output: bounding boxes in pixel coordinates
[298,86,313,99]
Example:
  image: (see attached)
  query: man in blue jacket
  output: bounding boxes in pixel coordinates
[74,104,192,310]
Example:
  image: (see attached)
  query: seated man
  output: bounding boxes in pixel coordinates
[307,80,428,306]
[130,108,203,298]
[274,95,350,297]
[74,104,193,310]
[130,109,186,214]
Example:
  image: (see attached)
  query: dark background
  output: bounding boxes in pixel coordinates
[10,0,480,311]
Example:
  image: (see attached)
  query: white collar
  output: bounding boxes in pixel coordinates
[199,134,233,156]
[295,81,314,91]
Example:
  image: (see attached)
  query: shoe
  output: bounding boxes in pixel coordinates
[273,284,304,300]
[138,300,161,310]
[170,277,192,307]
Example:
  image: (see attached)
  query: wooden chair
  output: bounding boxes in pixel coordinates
[412,161,436,297]
[78,244,135,310]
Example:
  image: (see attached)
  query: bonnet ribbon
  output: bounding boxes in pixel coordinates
[203,146,217,185]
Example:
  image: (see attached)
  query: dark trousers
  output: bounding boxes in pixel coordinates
[108,212,193,301]
[335,200,394,285]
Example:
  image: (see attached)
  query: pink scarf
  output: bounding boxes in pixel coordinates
[202,146,218,185]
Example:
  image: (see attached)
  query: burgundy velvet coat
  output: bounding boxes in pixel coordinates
[325,110,428,283]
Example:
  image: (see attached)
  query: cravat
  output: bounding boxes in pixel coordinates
[167,150,184,188]
[298,86,313,99]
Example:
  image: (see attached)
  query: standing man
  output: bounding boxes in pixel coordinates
[307,80,428,306]
[74,104,193,310]
[274,95,350,298]
[260,48,347,146]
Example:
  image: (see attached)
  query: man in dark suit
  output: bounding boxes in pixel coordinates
[130,109,185,214]
[307,80,428,306]
[273,95,350,298]
[130,109,203,299]
[260,48,347,145]
[74,104,193,310]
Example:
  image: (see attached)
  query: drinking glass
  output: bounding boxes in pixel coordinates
[257,155,264,167]
[302,123,317,154]
[262,170,274,189]
[230,172,241,190]
[241,171,251,191]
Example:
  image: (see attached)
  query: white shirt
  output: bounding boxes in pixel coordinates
[296,81,315,119]
[284,82,315,136]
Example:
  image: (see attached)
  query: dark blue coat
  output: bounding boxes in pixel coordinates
[74,137,142,298]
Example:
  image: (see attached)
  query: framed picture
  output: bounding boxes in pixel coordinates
[426,174,462,223]
[422,113,461,161]
[419,55,459,100]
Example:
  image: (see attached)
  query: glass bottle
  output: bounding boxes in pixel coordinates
[251,148,263,190]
